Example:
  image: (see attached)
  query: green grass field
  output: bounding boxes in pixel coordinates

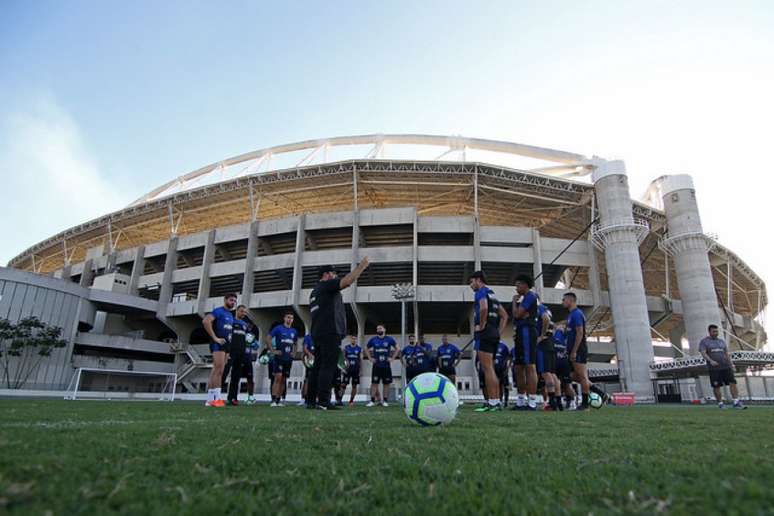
[0,400,772,515]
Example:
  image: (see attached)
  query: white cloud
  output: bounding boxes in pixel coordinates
[0,96,131,266]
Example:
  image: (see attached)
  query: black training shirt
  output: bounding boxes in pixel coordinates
[310,278,346,339]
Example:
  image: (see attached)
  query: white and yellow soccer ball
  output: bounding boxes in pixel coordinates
[588,391,604,409]
[403,372,459,426]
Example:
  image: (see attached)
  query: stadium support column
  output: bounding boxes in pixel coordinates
[156,237,179,322]
[590,159,654,401]
[241,221,259,308]
[79,259,94,288]
[350,209,365,343]
[291,215,311,329]
[659,175,720,353]
[532,229,544,297]
[196,230,216,318]
[128,246,145,296]
[412,208,419,338]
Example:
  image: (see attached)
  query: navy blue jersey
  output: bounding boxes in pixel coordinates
[474,287,502,328]
[553,328,568,361]
[344,344,362,367]
[402,344,428,370]
[565,308,586,352]
[536,304,549,336]
[515,291,538,329]
[210,306,234,343]
[367,335,397,367]
[437,343,460,369]
[494,341,510,369]
[231,318,250,357]
[269,325,298,361]
[303,334,314,354]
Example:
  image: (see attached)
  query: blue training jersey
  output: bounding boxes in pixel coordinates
[402,344,428,370]
[367,335,396,367]
[565,308,586,353]
[437,343,460,369]
[303,334,314,354]
[210,306,234,343]
[553,328,568,361]
[474,286,502,327]
[269,325,298,361]
[494,341,510,369]
[344,344,362,368]
[515,291,538,329]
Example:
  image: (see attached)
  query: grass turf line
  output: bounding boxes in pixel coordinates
[0,400,772,515]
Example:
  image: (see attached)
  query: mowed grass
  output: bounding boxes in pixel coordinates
[0,400,773,515]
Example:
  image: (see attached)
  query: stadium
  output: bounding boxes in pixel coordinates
[1,134,771,402]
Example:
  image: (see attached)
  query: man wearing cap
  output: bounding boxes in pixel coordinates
[307,259,370,410]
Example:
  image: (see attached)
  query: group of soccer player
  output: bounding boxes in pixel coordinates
[200,267,609,411]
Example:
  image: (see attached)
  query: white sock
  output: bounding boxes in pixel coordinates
[516,395,525,407]
[733,398,739,403]
[215,388,222,401]
[488,399,499,407]
[528,395,537,407]
[207,388,217,402]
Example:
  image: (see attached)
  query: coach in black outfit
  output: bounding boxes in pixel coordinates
[307,258,369,410]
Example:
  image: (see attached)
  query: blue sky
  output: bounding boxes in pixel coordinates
[1,1,773,339]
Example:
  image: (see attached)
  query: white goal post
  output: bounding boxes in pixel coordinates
[64,368,177,401]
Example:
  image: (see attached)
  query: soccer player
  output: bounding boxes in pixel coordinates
[266,311,298,407]
[225,304,250,406]
[402,334,428,384]
[494,340,511,407]
[307,260,369,410]
[366,323,398,407]
[563,292,592,410]
[469,270,509,412]
[243,320,259,404]
[699,324,746,409]
[418,334,435,373]
[342,335,363,406]
[536,302,561,411]
[299,333,314,406]
[436,334,461,385]
[552,323,574,409]
[512,275,539,410]
[201,293,237,407]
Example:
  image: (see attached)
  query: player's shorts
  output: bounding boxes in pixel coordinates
[438,367,456,378]
[270,359,292,377]
[371,365,393,384]
[536,341,556,374]
[514,325,537,365]
[493,367,507,386]
[555,359,572,385]
[709,368,736,387]
[241,360,254,379]
[342,367,360,385]
[475,326,500,354]
[568,341,588,365]
[209,341,227,353]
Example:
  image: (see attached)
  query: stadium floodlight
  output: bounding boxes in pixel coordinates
[392,282,415,347]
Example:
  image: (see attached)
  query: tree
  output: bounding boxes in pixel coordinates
[0,317,68,389]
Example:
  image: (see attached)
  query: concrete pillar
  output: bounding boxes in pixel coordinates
[291,215,306,309]
[412,209,419,337]
[351,210,365,342]
[591,159,654,401]
[660,174,720,353]
[241,220,260,306]
[587,240,603,308]
[532,229,544,298]
[196,230,216,318]
[156,237,179,319]
[128,246,145,296]
[79,259,94,288]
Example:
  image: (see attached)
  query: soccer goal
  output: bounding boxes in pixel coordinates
[64,368,177,401]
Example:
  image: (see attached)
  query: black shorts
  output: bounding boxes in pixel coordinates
[270,360,292,377]
[569,341,588,365]
[496,367,509,387]
[514,325,537,365]
[241,360,254,379]
[709,368,736,388]
[555,360,572,385]
[536,342,555,374]
[476,327,500,354]
[438,367,456,378]
[343,367,360,386]
[371,366,393,385]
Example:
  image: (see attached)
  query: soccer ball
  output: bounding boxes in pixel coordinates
[588,391,604,409]
[403,372,459,426]
[258,353,270,365]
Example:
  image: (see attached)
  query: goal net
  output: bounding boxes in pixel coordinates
[64,368,177,401]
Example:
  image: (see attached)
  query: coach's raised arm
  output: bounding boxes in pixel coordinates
[306,258,370,410]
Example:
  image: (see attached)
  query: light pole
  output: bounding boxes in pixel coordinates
[392,282,415,397]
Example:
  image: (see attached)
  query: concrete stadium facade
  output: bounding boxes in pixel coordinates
[2,135,769,401]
